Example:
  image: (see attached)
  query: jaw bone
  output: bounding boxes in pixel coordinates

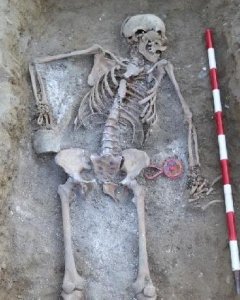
[121,14,167,63]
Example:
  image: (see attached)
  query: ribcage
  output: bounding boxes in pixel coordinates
[75,65,159,145]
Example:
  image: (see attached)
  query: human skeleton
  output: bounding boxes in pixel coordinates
[29,14,206,300]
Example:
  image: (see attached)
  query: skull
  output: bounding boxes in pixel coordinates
[121,14,167,63]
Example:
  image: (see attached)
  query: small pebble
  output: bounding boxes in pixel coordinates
[198,69,207,79]
[226,274,231,284]
[1,262,6,269]
[198,272,203,278]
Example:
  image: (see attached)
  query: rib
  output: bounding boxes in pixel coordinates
[122,100,141,115]
[141,95,156,122]
[120,108,144,144]
[93,79,106,111]
[146,104,157,124]
[74,91,92,128]
[127,84,145,98]
[111,66,120,86]
[103,72,114,97]
[142,104,153,123]
[126,89,142,100]
[139,92,156,105]
[147,79,159,95]
[89,88,99,113]
[140,103,150,118]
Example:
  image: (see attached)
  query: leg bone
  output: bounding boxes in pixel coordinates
[58,178,85,299]
[125,179,156,300]
[121,149,156,299]
[56,148,95,299]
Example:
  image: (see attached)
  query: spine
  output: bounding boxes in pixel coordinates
[102,96,121,155]
[101,79,127,156]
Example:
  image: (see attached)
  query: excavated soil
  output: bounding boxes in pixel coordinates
[1,0,240,299]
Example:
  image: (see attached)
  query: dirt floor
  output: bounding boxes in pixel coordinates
[1,0,240,299]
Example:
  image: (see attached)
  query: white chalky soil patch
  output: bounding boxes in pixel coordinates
[72,190,138,299]
[36,58,92,125]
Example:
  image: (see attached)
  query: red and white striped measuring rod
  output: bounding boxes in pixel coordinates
[205,29,240,293]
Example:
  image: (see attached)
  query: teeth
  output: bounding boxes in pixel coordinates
[146,44,152,50]
[146,43,154,53]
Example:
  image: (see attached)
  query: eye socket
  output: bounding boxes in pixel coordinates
[156,50,161,54]
[157,30,162,35]
[128,36,132,40]
[135,29,146,35]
